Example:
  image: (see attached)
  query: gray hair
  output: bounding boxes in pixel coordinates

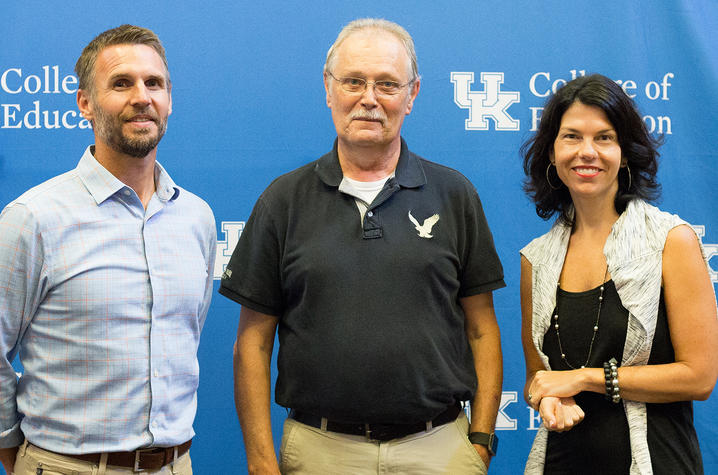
[324,18,418,81]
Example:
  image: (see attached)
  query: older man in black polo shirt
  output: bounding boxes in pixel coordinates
[220,18,504,474]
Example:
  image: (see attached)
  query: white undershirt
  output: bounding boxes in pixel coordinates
[338,174,394,222]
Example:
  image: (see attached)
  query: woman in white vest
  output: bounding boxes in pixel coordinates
[519,74,717,474]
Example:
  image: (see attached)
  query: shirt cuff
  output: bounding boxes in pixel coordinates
[0,420,24,448]
[461,277,506,297]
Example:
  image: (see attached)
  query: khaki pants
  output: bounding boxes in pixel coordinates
[13,441,192,475]
[279,411,488,474]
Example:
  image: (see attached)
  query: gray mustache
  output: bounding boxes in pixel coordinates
[349,110,386,123]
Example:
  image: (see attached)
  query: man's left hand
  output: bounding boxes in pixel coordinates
[472,443,491,469]
[0,446,18,474]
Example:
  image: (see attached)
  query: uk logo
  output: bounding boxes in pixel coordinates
[451,72,520,131]
[464,391,518,431]
[693,225,718,285]
[214,221,245,279]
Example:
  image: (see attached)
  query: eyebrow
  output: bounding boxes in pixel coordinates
[107,73,166,84]
[335,70,403,80]
[559,127,616,134]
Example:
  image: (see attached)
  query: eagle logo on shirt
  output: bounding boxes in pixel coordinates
[408,211,440,239]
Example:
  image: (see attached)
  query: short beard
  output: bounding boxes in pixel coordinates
[92,102,167,158]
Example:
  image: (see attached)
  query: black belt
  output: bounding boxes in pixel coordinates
[289,402,462,441]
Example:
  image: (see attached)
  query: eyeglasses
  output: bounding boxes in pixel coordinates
[326,71,414,96]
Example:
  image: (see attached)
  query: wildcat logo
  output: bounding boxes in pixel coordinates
[408,211,440,238]
[451,71,520,131]
[214,221,245,279]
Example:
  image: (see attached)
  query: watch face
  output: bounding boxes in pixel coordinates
[469,432,498,456]
[489,433,498,456]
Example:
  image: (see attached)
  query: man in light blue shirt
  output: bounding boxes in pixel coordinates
[0,25,215,474]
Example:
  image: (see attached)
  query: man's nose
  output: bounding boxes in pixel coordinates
[130,83,151,105]
[360,83,379,107]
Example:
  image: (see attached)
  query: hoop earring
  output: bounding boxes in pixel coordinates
[625,165,632,191]
[546,163,561,190]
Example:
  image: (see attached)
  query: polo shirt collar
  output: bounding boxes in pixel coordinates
[77,145,180,205]
[315,138,426,188]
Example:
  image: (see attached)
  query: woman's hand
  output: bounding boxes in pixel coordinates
[539,396,585,431]
[528,369,590,409]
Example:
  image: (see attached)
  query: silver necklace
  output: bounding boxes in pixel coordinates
[553,266,609,369]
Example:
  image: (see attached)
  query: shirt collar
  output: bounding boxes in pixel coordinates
[76,145,180,205]
[153,160,181,202]
[314,138,426,188]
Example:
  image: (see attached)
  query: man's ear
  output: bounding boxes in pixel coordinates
[77,89,94,122]
[167,81,173,116]
[324,72,333,109]
[405,77,420,115]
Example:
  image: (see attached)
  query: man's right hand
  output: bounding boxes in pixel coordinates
[234,306,281,475]
[246,458,282,475]
[0,446,18,474]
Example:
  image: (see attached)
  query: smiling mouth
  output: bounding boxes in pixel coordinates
[126,111,156,120]
[125,116,157,129]
[573,167,601,177]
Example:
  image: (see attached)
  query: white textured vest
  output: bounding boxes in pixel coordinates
[521,199,711,475]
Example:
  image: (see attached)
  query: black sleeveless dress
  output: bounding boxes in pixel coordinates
[541,280,703,475]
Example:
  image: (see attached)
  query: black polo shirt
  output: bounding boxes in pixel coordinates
[220,139,504,424]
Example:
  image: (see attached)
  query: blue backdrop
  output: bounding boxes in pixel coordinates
[2,1,717,473]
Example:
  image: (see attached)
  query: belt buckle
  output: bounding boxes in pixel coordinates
[365,423,396,441]
[133,447,154,472]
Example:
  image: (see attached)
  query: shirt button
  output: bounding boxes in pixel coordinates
[152,421,158,428]
[367,211,374,217]
[123,189,131,196]
[154,370,159,378]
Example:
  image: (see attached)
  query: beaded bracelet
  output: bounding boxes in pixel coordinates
[603,357,621,403]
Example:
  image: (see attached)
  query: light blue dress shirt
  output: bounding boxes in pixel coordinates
[0,146,216,454]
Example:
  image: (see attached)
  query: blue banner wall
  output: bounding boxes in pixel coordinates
[2,1,716,473]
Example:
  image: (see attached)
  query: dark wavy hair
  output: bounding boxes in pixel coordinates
[521,74,661,224]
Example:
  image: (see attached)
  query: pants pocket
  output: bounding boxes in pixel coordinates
[15,445,94,475]
[453,418,488,474]
[279,417,299,472]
